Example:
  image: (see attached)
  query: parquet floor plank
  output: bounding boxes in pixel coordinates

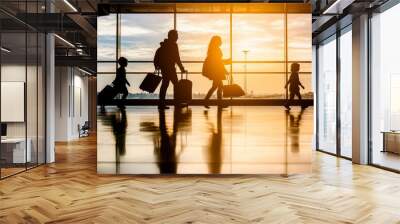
[0,135,399,223]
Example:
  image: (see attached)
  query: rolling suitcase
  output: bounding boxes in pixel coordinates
[139,70,162,93]
[98,84,118,105]
[223,84,245,98]
[223,75,245,98]
[174,71,192,104]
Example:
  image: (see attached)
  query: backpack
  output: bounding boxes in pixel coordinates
[154,47,162,69]
[154,40,167,69]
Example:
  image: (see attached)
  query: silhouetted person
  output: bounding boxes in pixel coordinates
[155,30,186,110]
[203,36,231,108]
[156,109,178,173]
[98,108,127,174]
[113,57,131,109]
[286,108,305,153]
[204,107,223,174]
[155,107,192,174]
[284,63,304,110]
[111,109,127,173]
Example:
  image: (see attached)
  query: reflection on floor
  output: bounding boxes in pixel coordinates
[0,167,25,178]
[0,162,39,179]
[97,106,313,174]
[373,151,400,171]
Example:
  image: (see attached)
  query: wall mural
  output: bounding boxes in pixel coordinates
[96,3,313,174]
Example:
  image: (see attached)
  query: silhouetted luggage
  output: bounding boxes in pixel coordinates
[174,71,192,103]
[202,57,212,80]
[98,85,118,105]
[140,70,162,93]
[202,56,227,81]
[223,84,245,98]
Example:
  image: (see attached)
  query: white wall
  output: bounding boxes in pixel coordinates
[55,66,89,141]
[1,63,46,164]
[1,65,33,138]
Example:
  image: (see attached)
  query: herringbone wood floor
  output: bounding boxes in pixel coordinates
[1,136,400,224]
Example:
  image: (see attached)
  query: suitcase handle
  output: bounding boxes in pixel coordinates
[180,71,188,80]
[226,73,234,84]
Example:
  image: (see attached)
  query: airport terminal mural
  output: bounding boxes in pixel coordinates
[97,3,312,174]
[97,9,312,100]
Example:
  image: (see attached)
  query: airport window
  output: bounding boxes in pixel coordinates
[97,9,312,101]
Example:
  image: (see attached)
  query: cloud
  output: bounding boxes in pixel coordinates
[98,14,310,62]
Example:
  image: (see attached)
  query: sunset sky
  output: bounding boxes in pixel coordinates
[97,13,311,97]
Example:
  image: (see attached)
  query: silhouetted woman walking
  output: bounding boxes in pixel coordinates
[202,36,231,108]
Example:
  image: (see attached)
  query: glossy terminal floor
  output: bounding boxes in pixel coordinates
[97,106,313,174]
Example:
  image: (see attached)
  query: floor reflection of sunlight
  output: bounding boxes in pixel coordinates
[97,106,313,174]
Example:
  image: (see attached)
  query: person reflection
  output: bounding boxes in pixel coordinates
[155,108,178,173]
[151,107,192,174]
[98,108,127,174]
[204,107,223,174]
[286,107,305,153]
[112,108,127,172]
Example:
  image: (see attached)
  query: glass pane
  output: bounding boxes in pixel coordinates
[232,73,285,99]
[287,14,312,62]
[1,31,27,177]
[98,62,116,73]
[317,37,337,154]
[299,74,313,99]
[120,14,174,60]
[235,63,285,73]
[232,14,285,61]
[98,14,117,61]
[371,5,400,171]
[27,32,38,168]
[177,14,230,61]
[339,29,352,158]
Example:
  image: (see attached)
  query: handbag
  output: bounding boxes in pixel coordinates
[223,75,245,98]
[202,57,212,80]
[139,70,162,93]
[202,56,227,80]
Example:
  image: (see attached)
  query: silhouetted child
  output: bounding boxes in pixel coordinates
[113,57,131,108]
[285,63,304,110]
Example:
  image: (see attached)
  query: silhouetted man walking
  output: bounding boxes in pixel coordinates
[154,30,186,110]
